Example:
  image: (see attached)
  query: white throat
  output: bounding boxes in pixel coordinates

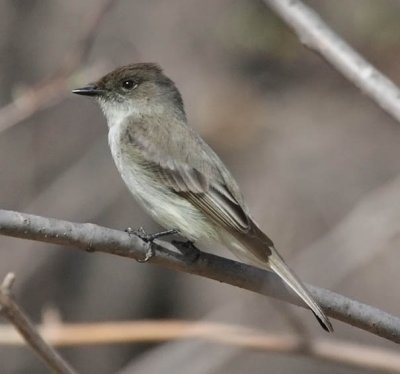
[98,99,167,129]
[98,100,137,129]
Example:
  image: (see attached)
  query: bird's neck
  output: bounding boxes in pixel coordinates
[99,99,186,129]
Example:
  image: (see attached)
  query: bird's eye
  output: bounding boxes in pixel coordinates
[122,80,137,90]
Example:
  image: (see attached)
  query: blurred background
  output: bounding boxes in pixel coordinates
[1,0,400,372]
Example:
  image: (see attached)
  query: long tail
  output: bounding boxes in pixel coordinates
[267,247,333,332]
[231,220,333,332]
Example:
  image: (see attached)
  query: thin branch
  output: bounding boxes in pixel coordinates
[0,63,108,134]
[263,0,400,123]
[0,0,117,134]
[0,273,77,374]
[0,210,399,344]
[56,0,118,77]
[0,320,398,373]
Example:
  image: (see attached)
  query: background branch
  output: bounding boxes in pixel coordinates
[0,209,399,344]
[0,0,117,134]
[0,319,398,373]
[56,0,118,77]
[0,273,76,374]
[263,0,400,123]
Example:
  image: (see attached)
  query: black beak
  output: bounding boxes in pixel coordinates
[72,84,105,97]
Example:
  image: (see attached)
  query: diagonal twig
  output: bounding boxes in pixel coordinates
[55,0,119,77]
[0,273,77,374]
[263,0,400,123]
[0,0,118,134]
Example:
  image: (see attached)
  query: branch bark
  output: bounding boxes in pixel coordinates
[0,209,399,344]
[263,0,400,123]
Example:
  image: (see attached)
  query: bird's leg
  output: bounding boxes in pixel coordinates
[125,227,179,263]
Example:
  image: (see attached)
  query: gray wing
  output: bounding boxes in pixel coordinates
[124,119,250,233]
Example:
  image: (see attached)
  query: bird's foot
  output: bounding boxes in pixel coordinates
[125,227,179,242]
[125,227,179,263]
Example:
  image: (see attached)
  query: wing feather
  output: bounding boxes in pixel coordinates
[123,117,251,234]
[155,160,250,232]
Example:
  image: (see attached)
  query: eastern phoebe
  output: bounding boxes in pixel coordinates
[73,63,333,332]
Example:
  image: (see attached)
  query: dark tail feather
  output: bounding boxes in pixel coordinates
[268,248,333,332]
[235,221,333,332]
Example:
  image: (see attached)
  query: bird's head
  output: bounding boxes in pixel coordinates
[73,63,185,126]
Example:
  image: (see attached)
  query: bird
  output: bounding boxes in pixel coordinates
[72,62,333,332]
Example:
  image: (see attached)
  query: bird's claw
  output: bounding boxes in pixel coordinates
[125,227,180,263]
[136,245,155,263]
